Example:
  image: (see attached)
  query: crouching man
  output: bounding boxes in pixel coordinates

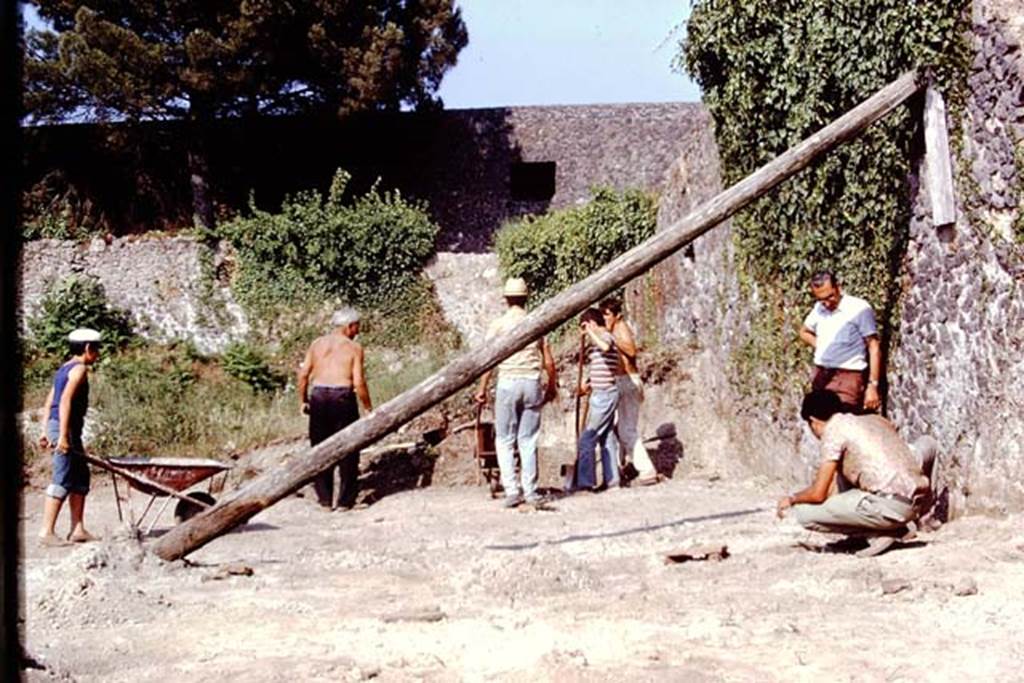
[777,390,938,557]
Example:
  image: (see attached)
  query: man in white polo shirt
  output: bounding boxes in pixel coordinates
[799,271,881,413]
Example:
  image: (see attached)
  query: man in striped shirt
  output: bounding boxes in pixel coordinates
[574,307,622,492]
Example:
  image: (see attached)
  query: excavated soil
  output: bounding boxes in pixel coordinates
[18,359,1024,680]
[20,463,1024,681]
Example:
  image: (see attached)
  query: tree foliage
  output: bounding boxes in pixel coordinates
[679,0,966,407]
[24,1,467,226]
[24,0,468,122]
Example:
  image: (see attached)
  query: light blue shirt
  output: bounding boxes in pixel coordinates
[803,294,877,371]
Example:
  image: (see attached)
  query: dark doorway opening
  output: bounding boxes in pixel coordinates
[510,161,556,201]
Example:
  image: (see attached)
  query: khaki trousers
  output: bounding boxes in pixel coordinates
[793,490,914,535]
[615,374,656,477]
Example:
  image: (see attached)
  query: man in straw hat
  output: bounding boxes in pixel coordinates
[36,328,102,546]
[297,306,373,510]
[476,278,557,508]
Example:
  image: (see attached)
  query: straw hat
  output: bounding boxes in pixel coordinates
[502,277,529,297]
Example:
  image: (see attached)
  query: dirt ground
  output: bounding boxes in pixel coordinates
[19,447,1024,682]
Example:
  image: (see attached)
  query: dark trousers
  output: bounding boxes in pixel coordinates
[309,385,360,509]
[811,366,866,413]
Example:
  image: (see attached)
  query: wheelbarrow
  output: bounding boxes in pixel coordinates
[474,403,519,499]
[86,454,232,535]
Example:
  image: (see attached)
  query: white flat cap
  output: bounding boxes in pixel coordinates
[68,328,102,342]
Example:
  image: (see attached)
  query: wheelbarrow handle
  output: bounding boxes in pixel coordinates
[82,453,214,510]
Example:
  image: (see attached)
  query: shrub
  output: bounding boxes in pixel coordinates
[495,187,658,305]
[221,342,285,393]
[216,169,440,319]
[27,275,135,356]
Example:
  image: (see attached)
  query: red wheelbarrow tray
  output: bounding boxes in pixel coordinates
[106,456,231,497]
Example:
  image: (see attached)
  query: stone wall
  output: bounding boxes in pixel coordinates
[889,0,1024,513]
[20,237,248,354]
[23,103,705,252]
[423,252,503,348]
[21,103,710,352]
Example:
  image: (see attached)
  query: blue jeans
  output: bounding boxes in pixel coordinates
[576,387,620,489]
[495,377,543,499]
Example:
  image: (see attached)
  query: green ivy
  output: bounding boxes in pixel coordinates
[495,187,658,306]
[680,0,967,409]
[216,168,440,327]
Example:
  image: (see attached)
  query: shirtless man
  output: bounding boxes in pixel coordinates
[601,297,658,485]
[297,307,373,510]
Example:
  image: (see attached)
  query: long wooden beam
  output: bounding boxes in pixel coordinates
[153,70,922,561]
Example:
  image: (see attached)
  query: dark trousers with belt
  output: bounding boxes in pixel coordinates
[309,385,360,509]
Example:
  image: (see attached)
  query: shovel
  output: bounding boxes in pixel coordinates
[564,333,589,492]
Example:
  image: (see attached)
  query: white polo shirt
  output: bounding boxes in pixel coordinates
[803,294,877,371]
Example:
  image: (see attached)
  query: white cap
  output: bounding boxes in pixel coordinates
[68,328,102,343]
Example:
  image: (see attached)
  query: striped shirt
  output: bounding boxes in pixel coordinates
[588,329,621,390]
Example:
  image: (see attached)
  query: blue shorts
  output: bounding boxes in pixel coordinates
[45,419,89,499]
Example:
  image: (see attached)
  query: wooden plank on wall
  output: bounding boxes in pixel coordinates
[924,85,957,227]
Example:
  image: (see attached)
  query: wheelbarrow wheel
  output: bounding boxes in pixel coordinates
[173,491,216,524]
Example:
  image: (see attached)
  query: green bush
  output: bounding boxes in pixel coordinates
[21,205,75,241]
[27,275,135,356]
[221,342,284,393]
[495,187,658,305]
[216,169,440,318]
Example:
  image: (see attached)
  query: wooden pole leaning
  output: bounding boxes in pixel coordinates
[153,70,922,561]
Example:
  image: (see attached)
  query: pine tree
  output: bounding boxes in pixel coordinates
[23,1,468,227]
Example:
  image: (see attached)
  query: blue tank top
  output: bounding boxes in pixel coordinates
[48,360,89,440]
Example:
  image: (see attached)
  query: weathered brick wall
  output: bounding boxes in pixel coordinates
[23,103,704,252]
[21,103,709,351]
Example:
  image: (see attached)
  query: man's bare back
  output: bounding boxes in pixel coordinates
[297,322,372,413]
[307,334,361,386]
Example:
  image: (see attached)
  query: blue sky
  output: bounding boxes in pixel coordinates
[438,1,699,108]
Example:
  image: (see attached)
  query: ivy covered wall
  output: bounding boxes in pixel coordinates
[680,0,967,409]
[659,0,1024,511]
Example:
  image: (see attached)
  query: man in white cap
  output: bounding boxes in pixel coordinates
[297,307,373,510]
[36,328,102,546]
[476,278,557,508]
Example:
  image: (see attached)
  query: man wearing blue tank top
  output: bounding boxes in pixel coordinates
[36,328,101,546]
